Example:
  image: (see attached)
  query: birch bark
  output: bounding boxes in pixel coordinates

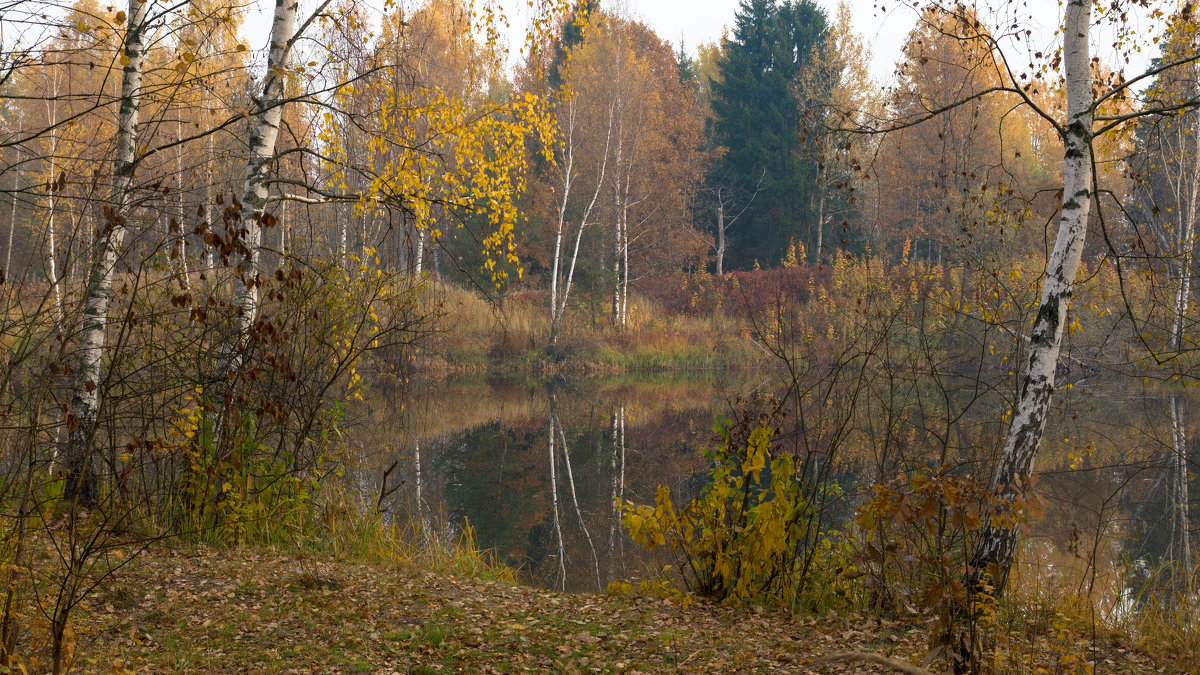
[548,96,612,346]
[44,74,62,328]
[62,0,149,506]
[4,140,16,289]
[1165,99,1199,580]
[716,199,725,276]
[969,0,1095,593]
[175,119,190,289]
[224,0,299,379]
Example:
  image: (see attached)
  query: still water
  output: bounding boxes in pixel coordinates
[352,372,1195,604]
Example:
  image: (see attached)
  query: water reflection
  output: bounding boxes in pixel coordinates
[353,375,1197,605]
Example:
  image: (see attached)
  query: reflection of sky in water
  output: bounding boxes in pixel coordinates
[349,375,1197,607]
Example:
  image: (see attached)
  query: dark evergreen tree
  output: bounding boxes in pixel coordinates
[708,0,828,269]
[549,0,601,90]
[676,41,696,88]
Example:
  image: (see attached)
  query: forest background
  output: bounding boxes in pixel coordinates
[4,0,1200,672]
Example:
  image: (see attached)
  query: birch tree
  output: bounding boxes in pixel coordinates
[955,0,1200,600]
[547,90,612,346]
[860,0,1200,615]
[61,0,149,507]
[1129,15,1200,579]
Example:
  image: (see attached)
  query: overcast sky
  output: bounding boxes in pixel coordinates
[242,0,1160,87]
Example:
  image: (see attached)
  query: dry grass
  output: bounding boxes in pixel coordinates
[412,282,765,375]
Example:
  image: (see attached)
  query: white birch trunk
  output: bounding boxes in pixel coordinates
[4,142,16,289]
[225,0,299,376]
[549,98,613,346]
[414,227,424,278]
[1170,395,1192,579]
[716,199,725,276]
[620,177,630,327]
[414,438,431,547]
[548,101,576,347]
[556,412,600,589]
[175,119,190,289]
[815,165,826,264]
[45,82,62,329]
[970,0,1095,594]
[62,0,149,506]
[611,47,624,327]
[1164,105,1199,580]
[280,199,289,259]
[203,127,214,271]
[548,399,567,590]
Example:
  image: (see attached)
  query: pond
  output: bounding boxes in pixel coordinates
[350,371,1196,611]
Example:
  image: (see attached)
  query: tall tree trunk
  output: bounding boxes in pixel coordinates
[548,394,567,590]
[203,127,214,272]
[4,139,17,290]
[556,411,600,589]
[549,98,612,347]
[620,204,629,327]
[968,0,1095,595]
[611,49,624,327]
[175,119,190,289]
[815,165,826,264]
[280,199,289,260]
[62,0,149,507]
[414,227,424,278]
[45,84,62,329]
[1165,112,1198,580]
[549,101,577,348]
[225,0,299,377]
[716,200,725,276]
[1170,395,1192,579]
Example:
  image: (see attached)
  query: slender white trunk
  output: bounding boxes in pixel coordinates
[4,142,16,289]
[716,200,725,276]
[175,119,190,289]
[607,404,626,583]
[620,182,630,327]
[550,98,614,346]
[617,404,625,563]
[339,204,349,268]
[970,0,1095,594]
[47,184,61,328]
[62,0,149,506]
[414,227,424,278]
[280,199,289,259]
[1170,395,1192,579]
[548,102,575,346]
[1165,110,1199,581]
[815,165,826,263]
[548,401,567,590]
[556,412,600,589]
[612,49,624,327]
[608,407,618,585]
[45,83,62,329]
[225,0,299,375]
[203,127,214,271]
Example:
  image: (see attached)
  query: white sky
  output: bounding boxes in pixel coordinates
[242,0,1161,87]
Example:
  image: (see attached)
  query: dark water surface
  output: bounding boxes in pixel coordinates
[351,373,1196,610]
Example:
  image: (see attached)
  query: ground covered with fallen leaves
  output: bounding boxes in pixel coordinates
[70,547,1166,673]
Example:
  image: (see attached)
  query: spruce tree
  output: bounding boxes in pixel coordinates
[708,0,827,269]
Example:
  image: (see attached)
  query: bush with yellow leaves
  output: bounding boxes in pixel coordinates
[618,402,851,609]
